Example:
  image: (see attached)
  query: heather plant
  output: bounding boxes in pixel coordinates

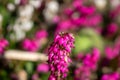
[74,48,100,80]
[48,32,74,80]
[0,0,120,80]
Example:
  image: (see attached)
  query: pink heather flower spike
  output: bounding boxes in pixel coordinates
[48,32,74,80]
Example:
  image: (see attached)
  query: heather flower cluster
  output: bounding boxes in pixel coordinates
[48,32,74,80]
[0,39,9,54]
[74,48,100,80]
[55,0,102,33]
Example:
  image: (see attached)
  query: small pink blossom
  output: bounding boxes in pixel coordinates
[105,46,118,59]
[22,39,39,52]
[0,39,9,54]
[32,73,39,80]
[107,23,118,36]
[35,30,48,40]
[101,72,120,80]
[37,63,49,73]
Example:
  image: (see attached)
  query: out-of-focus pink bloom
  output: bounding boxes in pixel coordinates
[95,27,102,34]
[71,16,86,26]
[105,36,120,59]
[32,73,39,80]
[107,23,118,35]
[0,39,9,48]
[79,6,96,15]
[74,48,100,80]
[20,0,28,5]
[114,37,120,49]
[22,39,39,52]
[64,8,73,16]
[22,30,48,52]
[74,65,91,80]
[105,46,119,59]
[53,16,60,23]
[92,48,101,61]
[48,74,56,80]
[101,72,120,80]
[37,63,49,73]
[83,48,100,70]
[0,39,9,54]
[55,0,103,33]
[87,14,102,27]
[72,0,83,9]
[110,5,120,18]
[10,73,18,80]
[35,30,48,40]
[56,20,74,33]
[76,53,84,61]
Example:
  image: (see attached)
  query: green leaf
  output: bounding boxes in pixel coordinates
[73,28,104,54]
[41,73,49,80]
[0,6,10,27]
[74,35,93,53]
[25,62,34,75]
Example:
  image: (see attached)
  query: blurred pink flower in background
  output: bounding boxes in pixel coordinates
[56,20,74,33]
[35,29,48,40]
[72,0,83,9]
[0,39,9,54]
[48,75,56,80]
[110,5,120,18]
[107,23,118,36]
[64,8,73,16]
[20,0,28,5]
[74,65,91,80]
[105,37,120,59]
[74,48,100,80]
[78,6,96,15]
[76,53,84,61]
[55,0,103,33]
[86,14,102,27]
[53,16,60,23]
[32,73,39,80]
[37,63,49,73]
[83,48,100,70]
[105,46,119,59]
[101,72,120,80]
[22,29,48,52]
[22,39,39,52]
[114,37,120,49]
